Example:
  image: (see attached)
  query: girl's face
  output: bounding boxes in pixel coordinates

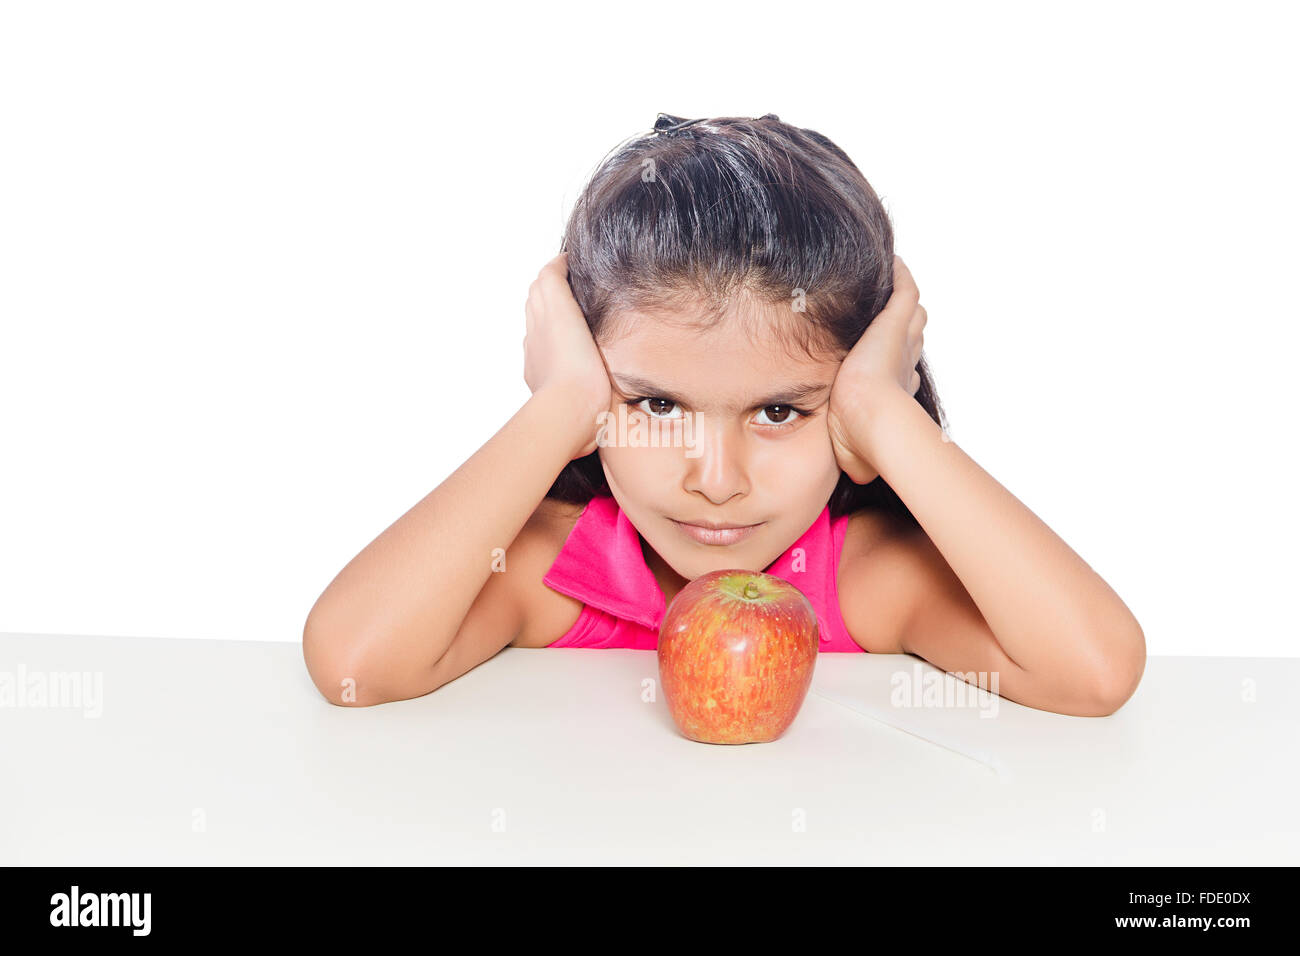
[596,301,847,584]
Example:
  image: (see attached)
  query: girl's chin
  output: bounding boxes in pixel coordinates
[659,547,771,580]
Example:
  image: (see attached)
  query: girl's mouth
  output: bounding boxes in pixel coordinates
[670,519,763,546]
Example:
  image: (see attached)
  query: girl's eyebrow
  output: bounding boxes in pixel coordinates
[610,373,832,409]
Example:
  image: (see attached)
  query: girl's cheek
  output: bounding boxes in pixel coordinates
[599,444,675,485]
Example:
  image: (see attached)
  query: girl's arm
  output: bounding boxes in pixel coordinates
[846,385,1145,716]
[828,256,1145,716]
[303,387,594,706]
[303,253,611,706]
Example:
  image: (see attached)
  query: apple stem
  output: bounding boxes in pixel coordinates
[743,581,760,600]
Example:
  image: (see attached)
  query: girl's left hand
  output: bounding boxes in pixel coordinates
[827,254,927,484]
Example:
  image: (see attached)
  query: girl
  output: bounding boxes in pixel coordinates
[303,112,1146,717]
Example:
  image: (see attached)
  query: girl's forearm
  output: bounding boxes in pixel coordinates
[303,387,593,684]
[857,385,1145,687]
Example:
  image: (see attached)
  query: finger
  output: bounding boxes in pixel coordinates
[892,255,919,300]
[541,251,568,279]
[882,255,920,322]
[911,303,928,333]
[894,252,915,290]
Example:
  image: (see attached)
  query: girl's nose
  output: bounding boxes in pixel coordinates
[682,420,750,505]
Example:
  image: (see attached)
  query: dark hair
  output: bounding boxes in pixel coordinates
[545,112,948,528]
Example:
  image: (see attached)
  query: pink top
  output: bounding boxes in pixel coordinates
[542,494,866,652]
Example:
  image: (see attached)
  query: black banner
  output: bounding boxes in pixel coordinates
[0,865,1284,943]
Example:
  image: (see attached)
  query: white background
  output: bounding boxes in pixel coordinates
[1,0,1295,656]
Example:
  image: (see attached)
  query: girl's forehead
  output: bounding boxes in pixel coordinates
[605,331,839,373]
[601,300,843,363]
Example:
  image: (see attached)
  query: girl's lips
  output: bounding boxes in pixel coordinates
[671,519,763,546]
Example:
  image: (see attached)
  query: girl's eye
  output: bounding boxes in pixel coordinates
[627,398,811,430]
[633,397,684,419]
[753,404,808,429]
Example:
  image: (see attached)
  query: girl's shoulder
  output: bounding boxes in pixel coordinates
[837,506,921,654]
[840,506,914,561]
[504,498,590,648]
[529,497,588,553]
[518,496,588,551]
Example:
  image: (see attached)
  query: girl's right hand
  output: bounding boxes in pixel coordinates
[523,252,612,459]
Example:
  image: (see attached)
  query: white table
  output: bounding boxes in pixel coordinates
[1,632,1295,865]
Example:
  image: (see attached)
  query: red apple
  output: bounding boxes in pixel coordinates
[658,569,820,744]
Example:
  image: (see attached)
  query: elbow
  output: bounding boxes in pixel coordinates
[1083,621,1147,717]
[302,613,376,707]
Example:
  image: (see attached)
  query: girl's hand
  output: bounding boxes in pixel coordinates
[827,254,927,483]
[523,252,612,458]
